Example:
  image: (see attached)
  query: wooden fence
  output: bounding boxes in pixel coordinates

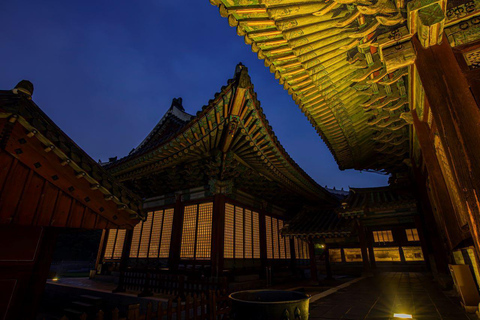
[120,269,228,298]
[53,290,230,320]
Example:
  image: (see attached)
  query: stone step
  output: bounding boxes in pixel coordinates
[79,294,103,306]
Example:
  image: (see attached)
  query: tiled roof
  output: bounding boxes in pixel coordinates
[106,64,338,207]
[0,82,144,221]
[282,208,354,238]
[340,186,416,216]
[210,0,415,172]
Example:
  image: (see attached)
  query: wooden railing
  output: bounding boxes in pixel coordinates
[119,269,228,298]
[52,290,230,320]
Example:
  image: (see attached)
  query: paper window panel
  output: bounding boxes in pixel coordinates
[405,228,419,242]
[278,220,286,259]
[138,213,153,258]
[272,218,280,259]
[304,240,310,259]
[285,237,291,259]
[196,203,213,260]
[159,208,174,258]
[149,211,163,258]
[104,230,116,259]
[244,209,253,259]
[235,206,244,259]
[180,205,197,259]
[129,222,142,258]
[266,216,273,259]
[224,204,235,259]
[112,229,126,259]
[253,212,260,259]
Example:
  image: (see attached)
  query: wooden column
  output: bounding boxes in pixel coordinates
[356,219,371,273]
[414,215,431,271]
[259,212,267,278]
[113,228,133,293]
[210,194,226,277]
[0,225,58,320]
[366,227,376,269]
[95,229,108,272]
[168,194,184,271]
[411,156,450,273]
[308,240,318,282]
[411,110,464,248]
[413,35,480,257]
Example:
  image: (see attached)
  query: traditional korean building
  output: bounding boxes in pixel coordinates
[0,81,144,320]
[97,65,338,283]
[283,186,427,279]
[210,0,480,286]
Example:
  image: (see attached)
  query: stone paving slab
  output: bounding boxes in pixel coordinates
[309,272,476,320]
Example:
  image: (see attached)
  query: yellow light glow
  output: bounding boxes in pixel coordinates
[270,47,291,54]
[250,30,282,38]
[245,20,275,26]
[52,277,59,282]
[393,313,412,319]
[235,8,267,14]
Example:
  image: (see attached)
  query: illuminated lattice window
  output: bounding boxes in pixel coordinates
[265,215,290,260]
[224,204,234,259]
[180,202,213,260]
[180,205,197,259]
[224,204,260,260]
[329,249,342,262]
[235,206,244,259]
[374,247,401,261]
[373,230,394,242]
[403,246,424,261]
[112,230,126,259]
[253,212,260,259]
[159,209,174,258]
[344,248,362,262]
[196,203,213,260]
[405,228,420,242]
[128,208,174,259]
[129,221,142,258]
[104,229,126,260]
[266,216,273,259]
[138,213,153,258]
[245,209,252,259]
[294,238,310,260]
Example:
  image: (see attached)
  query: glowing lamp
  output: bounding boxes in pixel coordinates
[52,277,59,282]
[393,313,413,319]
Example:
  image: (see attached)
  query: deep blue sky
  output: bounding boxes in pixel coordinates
[0,1,388,189]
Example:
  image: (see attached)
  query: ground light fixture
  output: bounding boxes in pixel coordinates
[393,313,413,319]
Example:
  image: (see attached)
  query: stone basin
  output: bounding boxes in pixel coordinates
[229,289,310,320]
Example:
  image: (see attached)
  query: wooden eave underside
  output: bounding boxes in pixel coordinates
[211,0,414,171]
[0,104,143,229]
[108,68,336,204]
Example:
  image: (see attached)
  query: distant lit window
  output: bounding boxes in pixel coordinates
[180,203,213,260]
[104,229,126,260]
[374,247,401,262]
[224,204,260,259]
[344,248,362,262]
[329,249,342,262]
[373,230,394,242]
[129,208,174,259]
[294,238,310,260]
[405,229,420,242]
[265,216,291,259]
[403,247,424,261]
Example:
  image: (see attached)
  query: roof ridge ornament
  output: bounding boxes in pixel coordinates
[13,80,34,98]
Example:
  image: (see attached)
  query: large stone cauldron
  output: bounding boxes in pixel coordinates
[229,290,310,320]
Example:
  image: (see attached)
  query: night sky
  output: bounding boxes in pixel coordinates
[0,1,389,189]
